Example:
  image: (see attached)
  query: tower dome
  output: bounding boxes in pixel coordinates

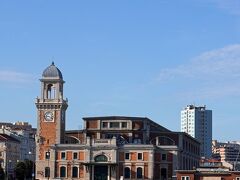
[42,62,63,79]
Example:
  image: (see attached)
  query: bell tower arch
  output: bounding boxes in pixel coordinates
[35,62,68,179]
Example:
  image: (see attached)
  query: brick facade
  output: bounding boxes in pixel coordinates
[35,63,200,180]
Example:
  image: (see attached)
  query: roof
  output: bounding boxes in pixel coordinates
[42,62,63,79]
[83,116,150,121]
[0,134,20,143]
[82,116,171,132]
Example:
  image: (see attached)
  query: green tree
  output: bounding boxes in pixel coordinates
[14,162,26,180]
[0,166,5,180]
[24,159,33,179]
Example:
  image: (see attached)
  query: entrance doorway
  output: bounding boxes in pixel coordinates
[94,165,108,180]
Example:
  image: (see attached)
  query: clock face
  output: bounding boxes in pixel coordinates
[44,111,54,121]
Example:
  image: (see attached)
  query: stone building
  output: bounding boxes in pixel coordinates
[212,140,240,170]
[0,121,36,162]
[0,134,20,179]
[35,63,200,180]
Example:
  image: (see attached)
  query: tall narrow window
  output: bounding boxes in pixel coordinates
[162,154,166,161]
[138,153,142,160]
[45,167,50,178]
[47,84,56,99]
[125,153,130,160]
[60,166,66,177]
[124,167,130,178]
[73,152,78,160]
[137,167,143,178]
[72,166,78,178]
[61,152,66,159]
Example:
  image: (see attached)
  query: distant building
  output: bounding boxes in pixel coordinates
[0,134,20,179]
[212,140,240,170]
[35,63,201,180]
[181,105,212,158]
[176,159,240,180]
[0,122,36,162]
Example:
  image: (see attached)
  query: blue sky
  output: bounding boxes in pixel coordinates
[0,0,240,141]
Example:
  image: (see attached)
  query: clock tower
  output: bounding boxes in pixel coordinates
[35,62,68,178]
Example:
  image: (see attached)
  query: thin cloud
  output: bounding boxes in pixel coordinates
[0,70,34,83]
[156,44,240,99]
[211,0,240,15]
[157,44,240,82]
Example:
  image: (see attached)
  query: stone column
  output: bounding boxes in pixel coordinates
[149,150,154,180]
[108,165,110,180]
[91,165,94,180]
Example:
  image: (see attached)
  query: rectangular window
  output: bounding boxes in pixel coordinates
[121,122,127,128]
[45,152,50,160]
[102,122,108,128]
[161,154,166,161]
[125,153,130,160]
[138,153,143,160]
[109,122,120,128]
[181,176,190,180]
[61,152,66,159]
[73,152,78,160]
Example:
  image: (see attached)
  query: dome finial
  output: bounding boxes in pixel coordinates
[51,61,55,66]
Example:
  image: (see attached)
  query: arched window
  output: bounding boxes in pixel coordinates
[137,167,143,178]
[94,155,108,162]
[47,84,56,99]
[45,167,50,178]
[60,166,66,177]
[72,166,78,178]
[124,167,130,178]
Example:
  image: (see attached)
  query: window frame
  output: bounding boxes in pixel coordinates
[73,152,78,160]
[181,176,190,180]
[61,151,66,160]
[102,122,108,128]
[138,153,143,160]
[45,167,50,178]
[60,166,67,178]
[72,166,78,178]
[125,152,130,160]
[136,167,143,179]
[124,167,131,179]
[121,122,128,128]
[109,122,120,128]
[161,153,167,161]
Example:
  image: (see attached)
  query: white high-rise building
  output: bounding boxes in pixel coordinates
[181,105,212,158]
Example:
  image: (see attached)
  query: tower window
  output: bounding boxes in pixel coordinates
[47,84,56,99]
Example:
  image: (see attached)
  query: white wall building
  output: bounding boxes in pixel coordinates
[181,105,212,158]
